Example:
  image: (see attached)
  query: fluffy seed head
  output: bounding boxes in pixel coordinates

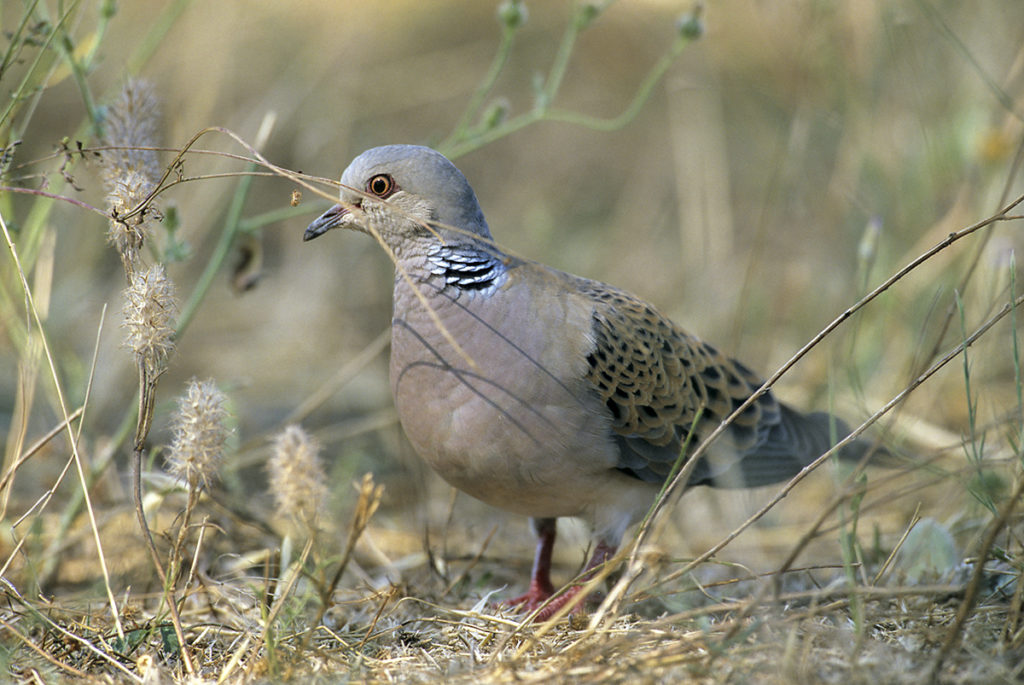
[101,80,162,184]
[122,264,176,375]
[100,80,163,269]
[166,379,230,492]
[268,425,328,527]
[106,170,155,266]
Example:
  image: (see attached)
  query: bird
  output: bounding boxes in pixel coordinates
[304,144,874,620]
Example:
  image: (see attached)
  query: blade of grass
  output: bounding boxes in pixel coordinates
[0,208,125,640]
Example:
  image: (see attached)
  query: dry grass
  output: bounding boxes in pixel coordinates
[2,0,1024,682]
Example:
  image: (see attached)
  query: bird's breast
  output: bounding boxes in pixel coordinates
[388,271,620,518]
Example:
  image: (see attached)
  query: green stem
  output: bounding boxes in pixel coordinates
[544,34,691,130]
[445,110,541,159]
[238,204,314,232]
[537,4,589,111]
[175,167,254,339]
[1012,254,1024,451]
[56,29,102,137]
[127,0,195,76]
[3,0,195,275]
[0,1,66,133]
[83,0,117,66]
[0,0,42,81]
[441,23,519,152]
[445,29,696,159]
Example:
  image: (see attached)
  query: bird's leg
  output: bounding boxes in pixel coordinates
[505,517,557,609]
[506,521,617,621]
[528,540,615,620]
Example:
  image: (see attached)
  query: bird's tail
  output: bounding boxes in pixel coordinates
[706,404,890,489]
[787,406,890,466]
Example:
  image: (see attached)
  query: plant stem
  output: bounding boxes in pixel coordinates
[175,165,253,339]
[442,22,520,151]
[444,27,697,159]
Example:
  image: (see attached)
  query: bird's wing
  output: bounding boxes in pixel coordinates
[575,277,846,487]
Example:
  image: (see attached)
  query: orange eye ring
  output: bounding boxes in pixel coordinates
[367,174,395,198]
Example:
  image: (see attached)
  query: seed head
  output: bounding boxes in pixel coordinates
[101,80,162,185]
[107,170,157,268]
[268,425,328,527]
[122,264,176,375]
[676,4,705,40]
[497,0,527,29]
[100,80,163,271]
[166,379,230,492]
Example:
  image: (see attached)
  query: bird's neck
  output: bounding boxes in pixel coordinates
[411,241,507,295]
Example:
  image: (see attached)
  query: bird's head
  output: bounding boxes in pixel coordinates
[303,145,492,253]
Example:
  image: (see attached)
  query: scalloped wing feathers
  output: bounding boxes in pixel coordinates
[576,277,852,488]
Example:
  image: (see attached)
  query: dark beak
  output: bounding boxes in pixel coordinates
[303,203,351,241]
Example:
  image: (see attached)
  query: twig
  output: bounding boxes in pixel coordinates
[909,124,1024,404]
[357,587,400,652]
[659,583,968,622]
[0,580,142,682]
[37,303,106,588]
[0,406,83,496]
[310,474,384,632]
[681,287,1024,666]
[627,192,1024,590]
[927,475,1024,683]
[641,289,1024,602]
[871,505,923,586]
[129,358,195,676]
[175,113,277,338]
[0,616,91,679]
[131,443,195,676]
[441,525,498,599]
[0,185,107,216]
[284,328,390,425]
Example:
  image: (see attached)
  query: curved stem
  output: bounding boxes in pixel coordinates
[131,360,195,676]
[444,28,697,159]
[543,34,692,131]
[442,23,520,151]
[174,163,253,339]
[537,3,590,111]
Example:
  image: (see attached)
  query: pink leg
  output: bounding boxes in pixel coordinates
[505,518,617,621]
[527,540,615,620]
[505,517,556,610]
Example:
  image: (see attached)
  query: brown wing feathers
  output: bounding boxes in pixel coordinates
[578,279,848,488]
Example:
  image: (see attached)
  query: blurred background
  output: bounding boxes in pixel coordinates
[4,0,1024,600]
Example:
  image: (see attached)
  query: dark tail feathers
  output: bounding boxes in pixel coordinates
[705,403,887,489]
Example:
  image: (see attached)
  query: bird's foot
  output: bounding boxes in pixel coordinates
[503,538,615,621]
[504,576,555,613]
[504,584,602,621]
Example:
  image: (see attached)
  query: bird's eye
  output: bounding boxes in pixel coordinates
[367,174,395,198]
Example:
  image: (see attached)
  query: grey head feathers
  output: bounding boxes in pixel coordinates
[340,145,492,242]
